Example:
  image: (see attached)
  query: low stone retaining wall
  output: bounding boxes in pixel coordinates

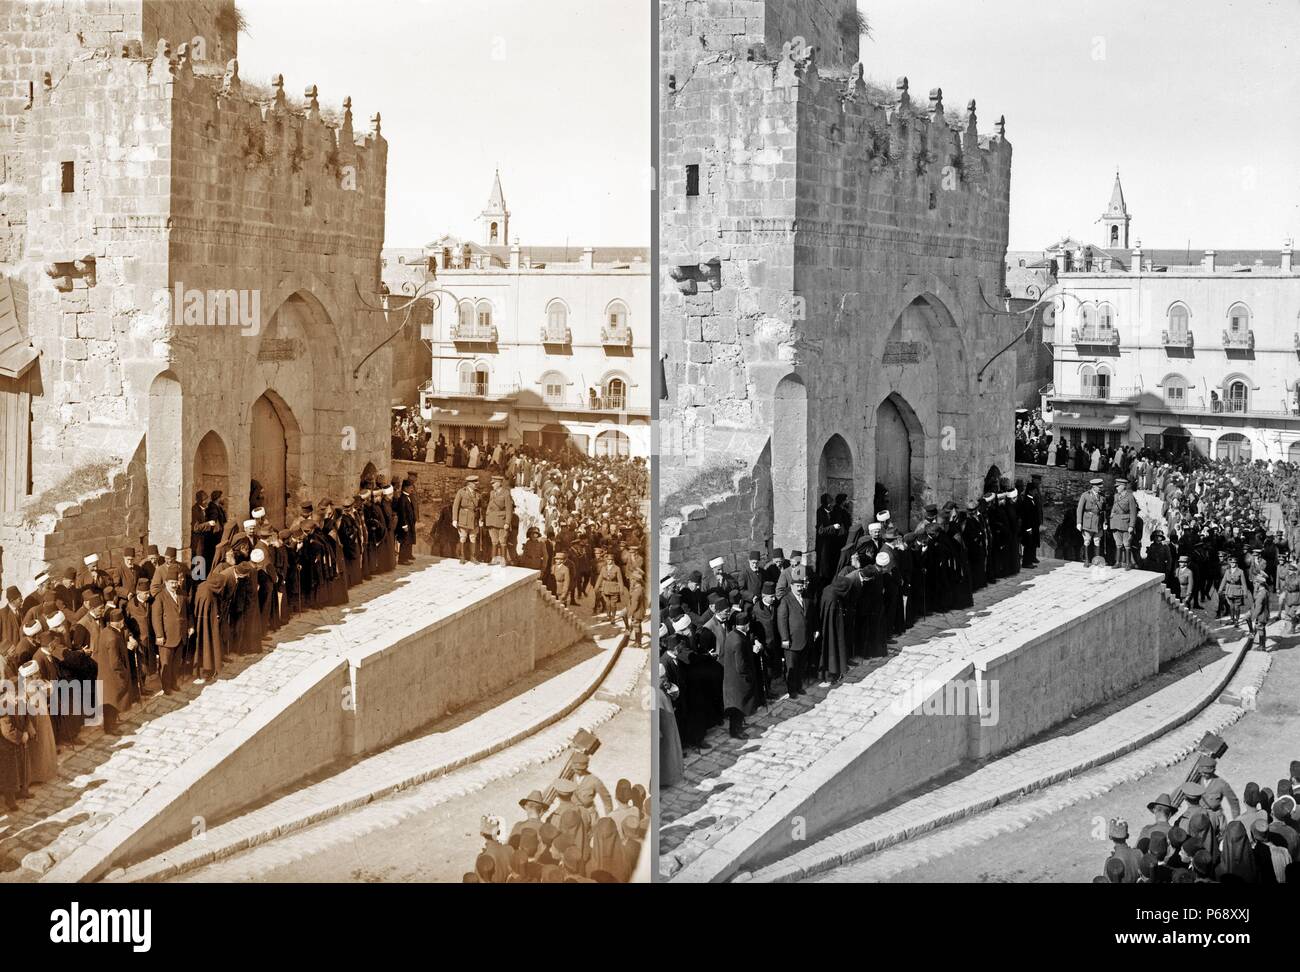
[46,562,591,882]
[675,564,1214,882]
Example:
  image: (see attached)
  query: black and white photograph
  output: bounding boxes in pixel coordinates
[656,0,1300,898]
[0,0,652,889]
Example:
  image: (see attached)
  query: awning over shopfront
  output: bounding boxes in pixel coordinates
[427,406,509,427]
[1050,412,1131,429]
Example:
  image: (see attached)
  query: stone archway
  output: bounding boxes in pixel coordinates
[147,371,183,551]
[193,430,230,502]
[875,392,925,525]
[819,434,854,513]
[250,392,299,528]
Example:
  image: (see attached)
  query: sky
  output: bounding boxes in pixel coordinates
[237,0,651,247]
[859,0,1300,250]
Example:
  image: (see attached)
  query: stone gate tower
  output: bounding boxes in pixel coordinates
[660,0,1017,575]
[0,0,390,588]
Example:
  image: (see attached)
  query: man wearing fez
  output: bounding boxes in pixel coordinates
[452,474,481,564]
[815,493,848,582]
[124,578,155,696]
[776,565,815,700]
[1109,477,1140,569]
[720,604,762,740]
[0,586,22,655]
[97,607,134,735]
[1076,477,1105,563]
[191,490,220,573]
[151,564,190,693]
[737,550,764,601]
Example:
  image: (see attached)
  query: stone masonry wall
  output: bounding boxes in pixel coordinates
[661,5,1014,560]
[0,4,389,588]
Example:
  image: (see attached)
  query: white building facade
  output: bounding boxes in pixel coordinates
[1046,238,1299,462]
[381,173,651,457]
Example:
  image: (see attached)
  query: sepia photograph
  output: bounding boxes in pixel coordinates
[656,0,1299,898]
[0,0,651,890]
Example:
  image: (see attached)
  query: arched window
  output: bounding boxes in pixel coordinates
[603,376,627,410]
[540,370,566,404]
[1163,374,1188,407]
[1109,225,1119,246]
[458,300,474,331]
[595,429,630,458]
[459,360,489,396]
[1226,379,1249,413]
[1097,303,1114,330]
[1080,364,1110,399]
[544,300,568,343]
[1228,303,1251,334]
[489,221,499,244]
[1168,303,1190,340]
[476,300,493,330]
[1079,305,1092,332]
[1216,432,1251,462]
[607,300,628,330]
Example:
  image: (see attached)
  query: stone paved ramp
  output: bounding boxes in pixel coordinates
[659,561,1153,880]
[0,556,522,880]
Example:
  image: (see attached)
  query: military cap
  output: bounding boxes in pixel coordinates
[1182,780,1205,800]
[465,476,478,484]
[1089,478,1104,486]
[1115,478,1129,485]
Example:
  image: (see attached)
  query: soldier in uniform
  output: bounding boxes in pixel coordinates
[1076,477,1105,563]
[484,474,514,565]
[452,475,481,564]
[1218,555,1248,625]
[1109,477,1140,569]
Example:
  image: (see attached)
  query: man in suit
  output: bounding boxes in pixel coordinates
[721,606,760,739]
[394,479,418,564]
[96,608,135,735]
[150,564,191,694]
[124,578,155,697]
[699,593,730,659]
[737,550,764,601]
[0,587,22,655]
[1018,478,1042,568]
[776,565,816,699]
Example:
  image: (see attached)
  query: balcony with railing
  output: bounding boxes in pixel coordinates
[1222,328,1254,350]
[540,321,572,346]
[600,320,633,348]
[1052,384,1300,419]
[450,320,498,344]
[1161,329,1193,349]
[1070,325,1119,346]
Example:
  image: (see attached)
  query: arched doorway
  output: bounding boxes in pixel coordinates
[819,434,854,513]
[193,430,229,501]
[251,393,291,527]
[875,397,911,518]
[360,460,378,489]
[1216,432,1251,463]
[147,371,183,551]
[983,464,1002,495]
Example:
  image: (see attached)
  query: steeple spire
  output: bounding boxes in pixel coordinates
[1101,170,1131,249]
[1106,169,1127,217]
[479,168,510,246]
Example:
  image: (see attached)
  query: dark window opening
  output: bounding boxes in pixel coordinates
[60,161,74,193]
[685,164,699,197]
[928,190,937,210]
[304,186,312,206]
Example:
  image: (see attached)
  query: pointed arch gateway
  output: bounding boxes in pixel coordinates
[249,391,301,529]
[874,393,924,524]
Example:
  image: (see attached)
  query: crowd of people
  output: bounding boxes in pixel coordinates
[467,735,649,883]
[1014,409,1194,473]
[390,409,429,461]
[429,447,651,646]
[1051,455,1300,651]
[1100,755,1300,883]
[657,478,1044,777]
[0,474,420,811]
